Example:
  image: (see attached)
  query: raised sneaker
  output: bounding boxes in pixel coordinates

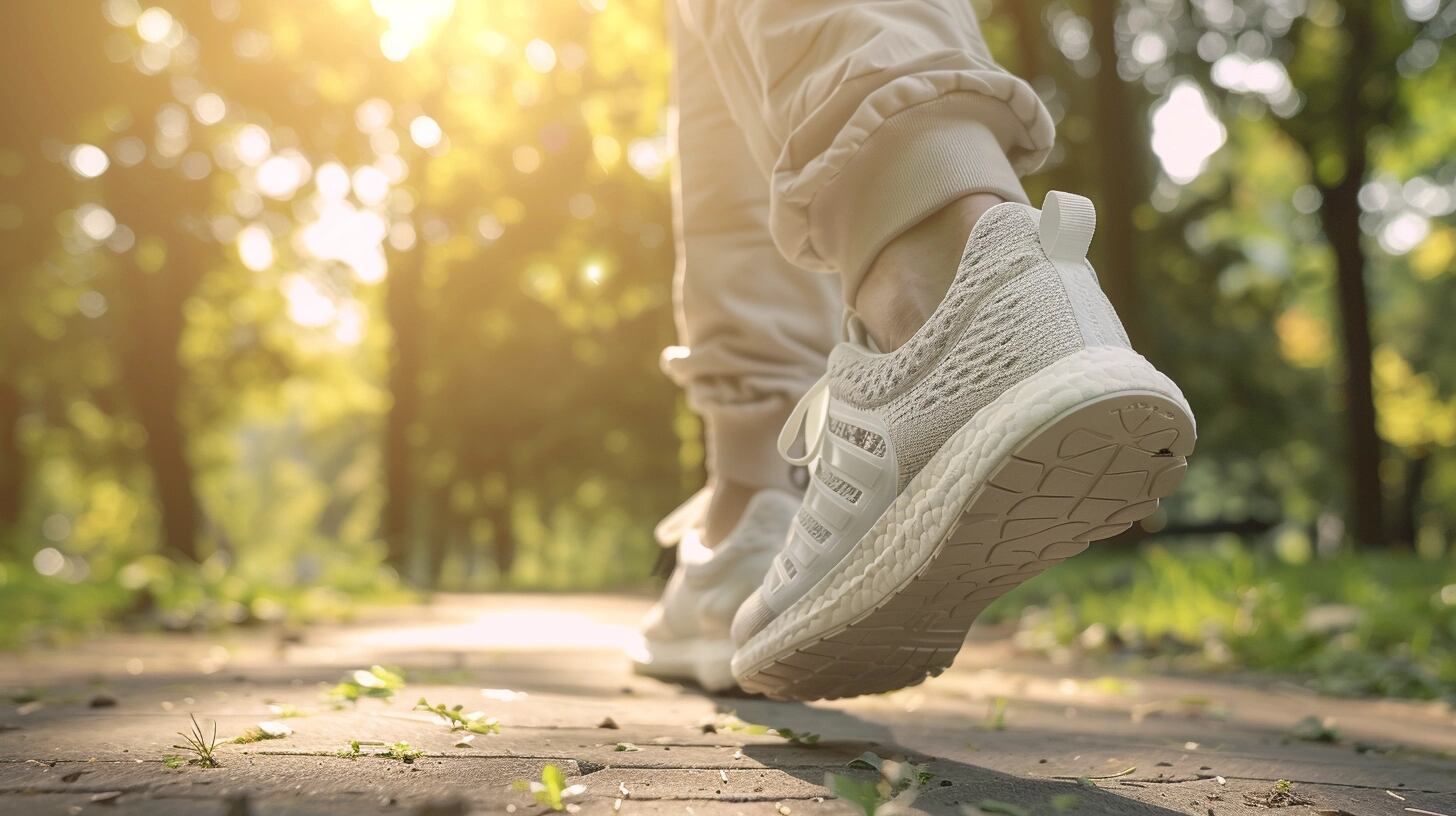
[629,487,799,691]
[729,191,1196,700]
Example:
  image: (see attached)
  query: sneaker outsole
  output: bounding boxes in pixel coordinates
[734,388,1195,701]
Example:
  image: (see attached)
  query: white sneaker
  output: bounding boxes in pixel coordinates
[629,487,799,691]
[730,192,1197,700]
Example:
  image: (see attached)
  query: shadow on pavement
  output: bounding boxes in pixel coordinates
[709,694,1185,816]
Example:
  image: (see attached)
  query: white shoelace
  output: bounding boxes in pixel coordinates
[776,373,832,468]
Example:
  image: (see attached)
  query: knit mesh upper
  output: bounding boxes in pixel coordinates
[827,203,1088,487]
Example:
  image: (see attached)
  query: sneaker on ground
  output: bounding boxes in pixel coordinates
[629,487,799,692]
[729,191,1196,701]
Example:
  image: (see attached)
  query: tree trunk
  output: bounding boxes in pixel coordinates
[381,227,426,577]
[1392,449,1428,549]
[490,484,515,576]
[0,383,24,534]
[118,258,201,562]
[1318,167,1385,550]
[1087,0,1144,346]
[1007,0,1044,81]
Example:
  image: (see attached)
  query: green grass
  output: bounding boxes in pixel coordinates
[985,540,1456,700]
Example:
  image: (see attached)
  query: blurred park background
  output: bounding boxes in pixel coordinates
[1,0,1454,700]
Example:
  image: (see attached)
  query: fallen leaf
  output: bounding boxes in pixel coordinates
[257,721,292,738]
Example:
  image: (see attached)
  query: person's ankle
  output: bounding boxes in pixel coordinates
[854,192,1008,351]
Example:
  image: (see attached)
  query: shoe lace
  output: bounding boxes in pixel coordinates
[776,372,832,468]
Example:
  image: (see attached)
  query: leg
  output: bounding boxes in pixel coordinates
[681,1,1199,699]
[664,5,841,546]
[674,0,1056,346]
[629,9,842,692]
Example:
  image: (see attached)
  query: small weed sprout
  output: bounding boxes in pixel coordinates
[1245,778,1312,807]
[1288,715,1339,743]
[716,713,820,745]
[232,721,292,744]
[171,714,221,768]
[984,697,1008,731]
[774,726,821,746]
[414,697,501,734]
[328,666,405,705]
[828,752,928,815]
[512,763,586,812]
[385,741,424,763]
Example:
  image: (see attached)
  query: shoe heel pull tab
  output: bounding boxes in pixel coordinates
[1039,191,1096,262]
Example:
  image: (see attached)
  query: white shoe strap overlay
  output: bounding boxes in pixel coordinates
[1039,190,1097,262]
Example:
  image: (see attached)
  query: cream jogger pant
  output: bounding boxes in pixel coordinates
[662,0,1055,492]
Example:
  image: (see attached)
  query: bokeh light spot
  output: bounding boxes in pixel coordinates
[135,7,175,44]
[409,115,443,149]
[1150,80,1225,184]
[68,144,110,178]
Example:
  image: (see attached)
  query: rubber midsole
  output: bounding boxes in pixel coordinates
[732,346,1189,678]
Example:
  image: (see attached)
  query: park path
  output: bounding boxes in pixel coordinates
[2,593,1452,815]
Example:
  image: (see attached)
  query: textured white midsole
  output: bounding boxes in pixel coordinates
[731,346,1190,678]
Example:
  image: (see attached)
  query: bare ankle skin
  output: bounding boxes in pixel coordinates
[854,192,1008,351]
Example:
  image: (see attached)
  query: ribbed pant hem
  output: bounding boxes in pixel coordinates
[810,94,1029,302]
[701,397,799,493]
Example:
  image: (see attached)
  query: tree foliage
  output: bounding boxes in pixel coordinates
[0,0,1453,643]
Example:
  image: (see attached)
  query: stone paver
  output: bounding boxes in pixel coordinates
[2,594,1452,815]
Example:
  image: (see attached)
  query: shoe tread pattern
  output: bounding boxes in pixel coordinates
[736,390,1194,700]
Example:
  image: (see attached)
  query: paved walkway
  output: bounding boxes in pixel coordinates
[2,594,1453,815]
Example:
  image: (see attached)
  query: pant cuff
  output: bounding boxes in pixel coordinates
[702,397,799,493]
[809,94,1029,303]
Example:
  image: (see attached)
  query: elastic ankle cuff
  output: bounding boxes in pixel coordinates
[704,400,800,492]
[810,95,1029,303]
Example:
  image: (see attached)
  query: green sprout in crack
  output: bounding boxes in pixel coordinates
[327,665,405,706]
[332,739,421,762]
[170,713,221,768]
[828,752,928,815]
[414,697,501,735]
[265,702,308,719]
[232,721,292,744]
[716,713,820,745]
[512,763,587,812]
[846,752,932,787]
[984,696,1008,731]
[774,726,821,746]
[1244,778,1312,808]
[385,741,425,763]
[1288,715,1339,744]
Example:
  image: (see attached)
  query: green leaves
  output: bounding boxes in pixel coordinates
[169,714,221,768]
[231,721,293,744]
[333,739,423,762]
[715,713,820,746]
[414,697,501,735]
[512,764,586,812]
[385,742,424,763]
[773,726,821,746]
[1288,715,1340,743]
[328,666,405,705]
[827,752,930,815]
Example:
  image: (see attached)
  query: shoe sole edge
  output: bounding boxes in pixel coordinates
[731,347,1195,700]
